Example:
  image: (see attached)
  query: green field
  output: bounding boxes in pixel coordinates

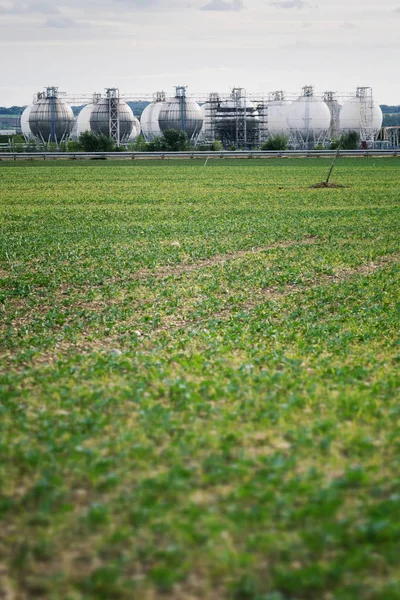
[0,158,399,599]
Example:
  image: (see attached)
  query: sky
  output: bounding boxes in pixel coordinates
[0,0,399,106]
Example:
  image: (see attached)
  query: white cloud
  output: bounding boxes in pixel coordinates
[0,1,58,14]
[44,16,86,28]
[0,0,398,105]
[340,21,356,29]
[201,0,244,10]
[270,0,310,8]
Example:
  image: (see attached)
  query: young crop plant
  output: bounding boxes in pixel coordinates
[0,157,399,600]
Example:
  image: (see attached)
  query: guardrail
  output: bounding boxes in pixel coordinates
[0,149,398,161]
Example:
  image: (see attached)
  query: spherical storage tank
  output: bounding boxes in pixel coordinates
[141,100,163,141]
[128,116,141,142]
[264,93,291,137]
[29,98,74,143]
[21,105,34,140]
[90,99,135,142]
[287,87,331,140]
[158,96,203,140]
[75,103,95,137]
[339,95,382,135]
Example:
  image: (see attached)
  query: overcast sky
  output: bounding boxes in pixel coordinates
[0,0,399,106]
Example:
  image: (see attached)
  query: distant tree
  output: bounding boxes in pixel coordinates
[196,140,223,152]
[78,131,115,152]
[341,131,360,149]
[25,139,38,152]
[160,129,190,151]
[210,140,223,151]
[128,134,149,151]
[146,136,165,152]
[66,140,82,152]
[330,131,360,150]
[382,114,400,127]
[380,105,400,114]
[127,101,151,118]
[329,139,341,150]
[261,135,289,151]
[0,106,26,115]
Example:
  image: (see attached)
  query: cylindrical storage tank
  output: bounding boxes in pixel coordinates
[214,97,259,148]
[140,101,163,141]
[21,105,34,140]
[90,99,134,142]
[339,97,382,135]
[29,98,74,143]
[287,92,331,141]
[158,97,203,140]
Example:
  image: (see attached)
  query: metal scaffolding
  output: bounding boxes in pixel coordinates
[175,86,187,134]
[324,91,341,141]
[357,86,375,146]
[106,88,120,146]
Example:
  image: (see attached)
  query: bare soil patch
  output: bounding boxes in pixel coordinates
[310,182,347,189]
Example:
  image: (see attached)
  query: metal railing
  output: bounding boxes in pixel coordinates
[0,149,398,161]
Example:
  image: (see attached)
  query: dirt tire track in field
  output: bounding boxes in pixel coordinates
[0,236,319,331]
[129,235,318,281]
[2,252,399,368]
[156,253,400,332]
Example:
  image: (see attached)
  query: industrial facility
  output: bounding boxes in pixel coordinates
[20,83,396,150]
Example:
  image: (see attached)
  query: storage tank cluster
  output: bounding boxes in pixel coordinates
[260,85,382,148]
[21,84,384,149]
[140,86,203,142]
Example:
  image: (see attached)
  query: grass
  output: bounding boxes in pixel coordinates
[0,157,399,600]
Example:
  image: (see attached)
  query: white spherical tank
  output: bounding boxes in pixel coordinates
[266,100,291,137]
[198,104,211,140]
[90,99,134,142]
[158,97,203,140]
[339,97,383,134]
[75,104,95,137]
[29,98,74,143]
[21,106,34,140]
[140,102,163,141]
[128,116,141,141]
[287,94,331,139]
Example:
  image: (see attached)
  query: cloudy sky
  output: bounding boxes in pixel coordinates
[0,0,399,106]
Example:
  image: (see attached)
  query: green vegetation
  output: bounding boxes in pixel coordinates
[261,134,289,151]
[0,158,399,600]
[330,131,360,151]
[78,131,117,152]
